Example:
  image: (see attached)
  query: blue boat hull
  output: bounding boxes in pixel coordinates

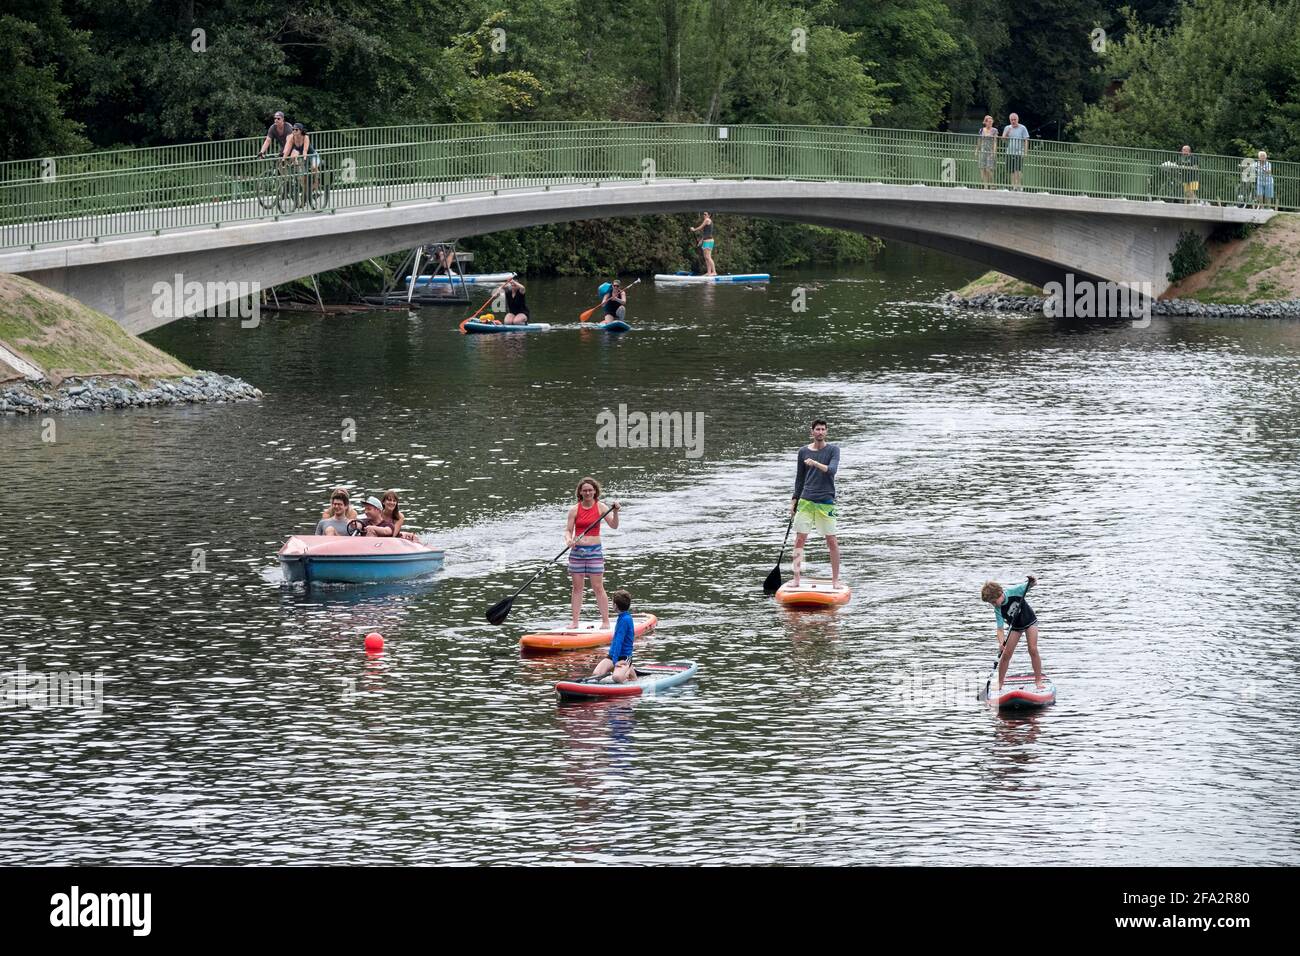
[277,535,445,585]
[280,552,444,584]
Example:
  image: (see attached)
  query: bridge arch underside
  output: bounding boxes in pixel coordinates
[15,181,1242,333]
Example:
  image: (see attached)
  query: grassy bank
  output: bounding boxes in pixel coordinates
[0,273,193,384]
[953,214,1300,303]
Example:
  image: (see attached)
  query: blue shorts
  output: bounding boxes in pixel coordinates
[569,543,604,575]
[1257,180,1274,198]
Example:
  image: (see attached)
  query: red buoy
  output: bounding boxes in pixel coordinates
[364,632,384,652]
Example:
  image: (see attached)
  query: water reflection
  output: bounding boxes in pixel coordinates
[4,248,1299,864]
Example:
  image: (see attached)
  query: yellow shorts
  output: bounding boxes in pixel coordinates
[793,499,838,535]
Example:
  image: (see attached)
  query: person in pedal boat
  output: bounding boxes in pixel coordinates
[790,419,841,588]
[566,477,620,628]
[499,277,530,325]
[981,576,1044,690]
[353,495,396,536]
[601,280,627,322]
[690,212,717,276]
[380,490,418,541]
[316,488,356,535]
[590,590,638,683]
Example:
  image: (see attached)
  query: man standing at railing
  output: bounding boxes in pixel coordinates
[1001,113,1029,190]
[1256,151,1275,210]
[257,111,292,159]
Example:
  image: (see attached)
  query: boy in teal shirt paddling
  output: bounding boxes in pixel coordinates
[980,575,1044,690]
[591,590,637,683]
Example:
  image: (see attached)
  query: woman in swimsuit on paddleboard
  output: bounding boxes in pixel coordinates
[690,212,717,276]
[566,477,620,628]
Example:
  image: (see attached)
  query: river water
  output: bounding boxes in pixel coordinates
[2,245,1298,865]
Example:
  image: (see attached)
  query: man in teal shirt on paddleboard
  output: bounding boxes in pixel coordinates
[790,419,841,588]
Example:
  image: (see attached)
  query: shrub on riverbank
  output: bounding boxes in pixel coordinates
[455,216,882,277]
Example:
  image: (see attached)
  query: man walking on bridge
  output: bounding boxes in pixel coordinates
[1001,113,1029,190]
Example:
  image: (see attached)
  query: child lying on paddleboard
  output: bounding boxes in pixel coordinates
[591,590,637,684]
[980,576,1045,690]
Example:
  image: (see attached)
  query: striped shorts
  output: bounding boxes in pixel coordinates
[568,543,605,575]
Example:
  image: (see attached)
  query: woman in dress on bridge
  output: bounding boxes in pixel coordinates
[976,115,998,188]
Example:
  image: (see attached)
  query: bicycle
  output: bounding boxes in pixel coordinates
[254,156,285,210]
[252,154,331,213]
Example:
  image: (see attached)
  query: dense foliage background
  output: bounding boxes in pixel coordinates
[3,0,1293,276]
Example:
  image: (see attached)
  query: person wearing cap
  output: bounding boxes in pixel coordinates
[316,488,356,535]
[354,496,397,536]
[601,280,627,322]
[258,111,291,159]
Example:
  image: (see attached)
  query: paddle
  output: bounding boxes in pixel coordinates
[762,514,795,595]
[978,576,1036,701]
[484,503,617,625]
[579,278,640,322]
[458,284,507,333]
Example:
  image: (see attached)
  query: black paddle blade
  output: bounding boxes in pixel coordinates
[762,564,783,595]
[485,597,513,625]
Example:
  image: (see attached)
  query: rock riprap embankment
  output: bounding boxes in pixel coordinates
[0,371,262,415]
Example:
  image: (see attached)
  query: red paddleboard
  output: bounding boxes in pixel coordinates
[987,674,1056,709]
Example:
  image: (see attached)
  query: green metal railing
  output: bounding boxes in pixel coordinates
[1,122,1293,250]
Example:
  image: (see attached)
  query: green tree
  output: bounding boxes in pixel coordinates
[836,0,964,129]
[1073,0,1300,160]
[0,0,92,160]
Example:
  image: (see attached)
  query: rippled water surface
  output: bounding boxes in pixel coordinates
[3,246,1299,865]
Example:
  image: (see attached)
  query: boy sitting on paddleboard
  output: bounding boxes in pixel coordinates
[980,576,1044,690]
[591,590,637,683]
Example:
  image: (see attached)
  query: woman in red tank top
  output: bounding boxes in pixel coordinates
[566,477,620,628]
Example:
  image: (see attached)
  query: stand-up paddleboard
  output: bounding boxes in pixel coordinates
[555,661,697,700]
[597,319,631,333]
[985,674,1056,710]
[654,273,770,284]
[774,578,851,608]
[520,612,658,652]
[410,272,516,286]
[462,320,551,333]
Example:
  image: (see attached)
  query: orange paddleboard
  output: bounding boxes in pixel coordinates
[520,613,658,652]
[774,579,851,608]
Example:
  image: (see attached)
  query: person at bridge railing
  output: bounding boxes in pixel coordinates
[976,116,998,188]
[1000,113,1029,190]
[1255,151,1276,210]
[1237,156,1257,207]
[1177,145,1201,204]
[282,123,321,205]
[257,110,292,160]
